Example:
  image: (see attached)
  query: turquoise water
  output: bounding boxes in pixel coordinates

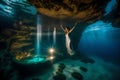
[21,57,45,64]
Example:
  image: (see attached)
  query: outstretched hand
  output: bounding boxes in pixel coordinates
[60,24,65,31]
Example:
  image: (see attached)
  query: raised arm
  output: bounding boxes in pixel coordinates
[69,22,77,33]
[60,25,65,31]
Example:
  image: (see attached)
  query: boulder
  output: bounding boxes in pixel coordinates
[80,66,88,72]
[71,72,83,80]
[53,74,66,80]
[55,68,63,75]
[58,63,66,70]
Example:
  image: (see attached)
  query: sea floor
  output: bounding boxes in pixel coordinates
[0,50,120,80]
[39,56,120,80]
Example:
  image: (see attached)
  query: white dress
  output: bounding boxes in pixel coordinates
[65,34,74,55]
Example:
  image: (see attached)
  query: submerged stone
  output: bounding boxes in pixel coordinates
[53,74,66,80]
[71,72,83,80]
[55,63,65,75]
[80,66,88,72]
[55,68,63,75]
[58,63,66,70]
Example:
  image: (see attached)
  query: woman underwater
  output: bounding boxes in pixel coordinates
[60,23,77,55]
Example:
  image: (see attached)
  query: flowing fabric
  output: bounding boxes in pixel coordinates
[65,34,74,55]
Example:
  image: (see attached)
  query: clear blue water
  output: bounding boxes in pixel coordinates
[78,20,120,65]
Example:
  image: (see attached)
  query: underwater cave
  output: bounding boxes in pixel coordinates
[0,0,120,80]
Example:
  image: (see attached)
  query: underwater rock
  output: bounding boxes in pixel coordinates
[11,42,32,49]
[55,68,63,75]
[58,63,66,70]
[8,24,36,54]
[71,72,83,80]
[80,66,88,72]
[53,74,66,80]
[53,63,66,80]
[54,63,66,75]
[28,0,109,22]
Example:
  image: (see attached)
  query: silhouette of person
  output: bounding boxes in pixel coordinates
[60,23,77,55]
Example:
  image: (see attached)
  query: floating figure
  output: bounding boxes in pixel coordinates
[61,23,77,55]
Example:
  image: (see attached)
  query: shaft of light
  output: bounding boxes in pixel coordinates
[47,27,50,42]
[36,15,42,55]
[53,27,56,47]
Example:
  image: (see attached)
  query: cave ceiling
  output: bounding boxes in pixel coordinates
[0,0,120,25]
[28,0,108,21]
